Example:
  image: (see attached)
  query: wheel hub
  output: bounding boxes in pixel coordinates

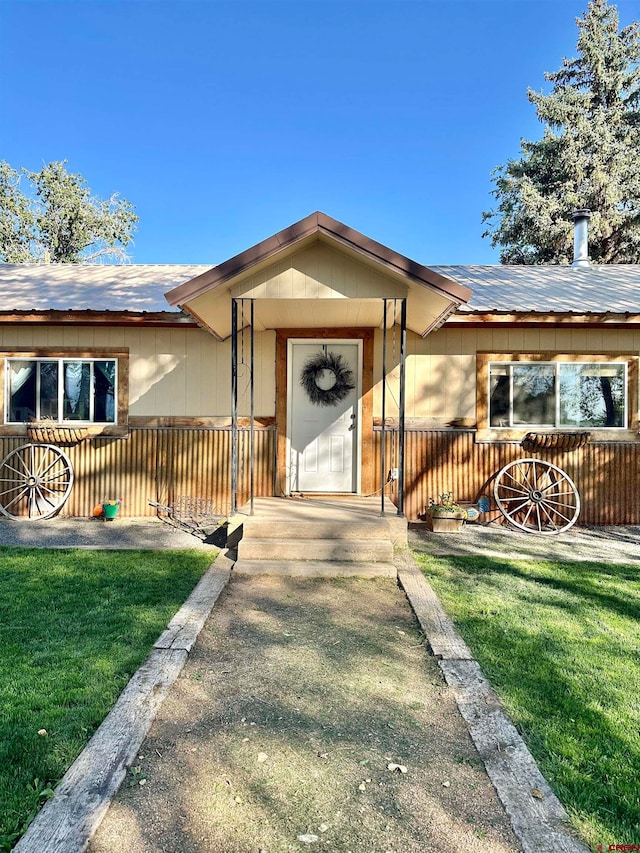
[529,488,544,503]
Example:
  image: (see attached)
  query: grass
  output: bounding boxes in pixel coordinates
[0,546,215,850]
[413,551,640,850]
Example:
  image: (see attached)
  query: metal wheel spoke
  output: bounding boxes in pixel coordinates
[540,479,566,495]
[1,463,27,480]
[4,486,30,510]
[35,485,57,508]
[39,483,66,499]
[541,497,577,510]
[503,469,528,490]
[539,502,559,528]
[534,504,543,532]
[39,456,65,479]
[41,472,72,486]
[13,452,31,476]
[520,503,535,527]
[540,502,573,524]
[516,460,535,492]
[501,497,532,513]
[0,483,28,497]
[497,483,529,496]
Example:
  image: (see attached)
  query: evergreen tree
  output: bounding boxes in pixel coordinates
[483,0,640,264]
[0,160,138,264]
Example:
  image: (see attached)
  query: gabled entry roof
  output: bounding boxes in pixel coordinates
[166,212,471,340]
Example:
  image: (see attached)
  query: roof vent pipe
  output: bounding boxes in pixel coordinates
[572,209,591,267]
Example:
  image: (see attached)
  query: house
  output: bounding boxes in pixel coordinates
[0,211,638,526]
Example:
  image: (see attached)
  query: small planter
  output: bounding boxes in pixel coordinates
[103,501,120,521]
[428,510,466,533]
[520,431,591,453]
[27,424,88,445]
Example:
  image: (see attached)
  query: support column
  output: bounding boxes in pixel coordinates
[397,298,407,517]
[231,298,238,515]
[249,300,255,516]
[381,299,389,516]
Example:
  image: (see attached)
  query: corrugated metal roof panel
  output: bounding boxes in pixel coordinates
[1,261,639,316]
[431,265,640,313]
[0,264,211,313]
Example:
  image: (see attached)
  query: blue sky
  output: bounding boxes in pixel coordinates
[2,0,639,266]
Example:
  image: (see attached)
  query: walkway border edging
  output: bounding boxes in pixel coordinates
[13,552,233,853]
[396,550,589,853]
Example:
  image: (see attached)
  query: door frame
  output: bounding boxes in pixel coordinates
[275,328,374,498]
[286,338,363,495]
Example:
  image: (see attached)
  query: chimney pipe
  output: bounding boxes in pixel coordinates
[572,209,591,267]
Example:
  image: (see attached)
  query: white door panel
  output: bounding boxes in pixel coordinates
[288,342,360,493]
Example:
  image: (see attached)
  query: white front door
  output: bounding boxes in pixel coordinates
[287,340,361,493]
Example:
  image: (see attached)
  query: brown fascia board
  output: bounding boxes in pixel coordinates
[165,212,472,307]
[0,310,198,327]
[314,214,471,304]
[448,310,640,326]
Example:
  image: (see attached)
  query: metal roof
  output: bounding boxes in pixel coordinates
[0,261,639,316]
[432,265,640,314]
[0,264,211,313]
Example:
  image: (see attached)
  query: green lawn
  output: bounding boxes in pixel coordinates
[0,547,215,850]
[413,552,640,850]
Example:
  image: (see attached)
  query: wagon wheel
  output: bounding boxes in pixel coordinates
[493,458,580,535]
[0,443,74,520]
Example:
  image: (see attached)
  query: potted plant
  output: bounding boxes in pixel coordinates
[427,492,467,533]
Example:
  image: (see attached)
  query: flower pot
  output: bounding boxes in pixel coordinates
[429,511,465,533]
[103,502,120,521]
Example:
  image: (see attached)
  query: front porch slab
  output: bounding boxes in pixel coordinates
[229,496,407,547]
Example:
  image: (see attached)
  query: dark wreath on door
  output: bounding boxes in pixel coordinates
[300,350,355,407]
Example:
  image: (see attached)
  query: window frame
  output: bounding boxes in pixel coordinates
[0,348,129,437]
[476,352,639,442]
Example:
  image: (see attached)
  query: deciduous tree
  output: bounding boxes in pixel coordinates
[0,160,138,263]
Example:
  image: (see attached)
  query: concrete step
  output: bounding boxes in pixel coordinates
[240,519,391,541]
[233,559,396,578]
[236,537,394,563]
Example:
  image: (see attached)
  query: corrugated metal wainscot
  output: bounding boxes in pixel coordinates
[376,429,640,526]
[0,427,275,520]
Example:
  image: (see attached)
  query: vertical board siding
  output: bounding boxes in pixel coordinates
[0,428,636,525]
[375,430,640,525]
[0,428,275,520]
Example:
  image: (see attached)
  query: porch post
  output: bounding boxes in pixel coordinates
[231,298,238,515]
[249,299,255,516]
[397,297,407,517]
[381,299,388,516]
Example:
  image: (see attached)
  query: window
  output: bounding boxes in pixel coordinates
[489,361,626,429]
[6,358,117,424]
[476,352,638,441]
